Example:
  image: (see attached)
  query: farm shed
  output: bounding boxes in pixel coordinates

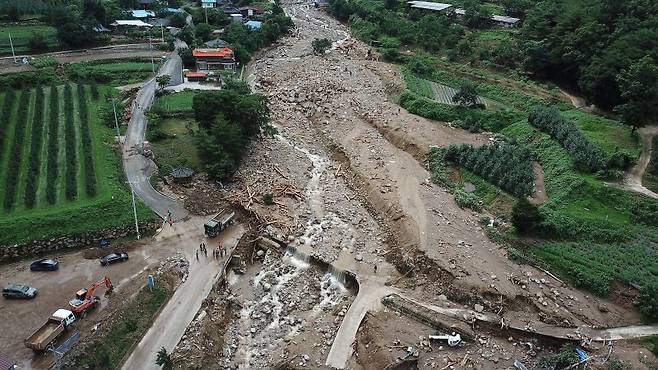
[171,167,194,184]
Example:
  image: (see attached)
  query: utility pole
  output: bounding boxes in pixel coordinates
[128,183,140,240]
[204,6,208,24]
[160,24,165,42]
[8,32,17,63]
[111,97,121,145]
[148,29,155,74]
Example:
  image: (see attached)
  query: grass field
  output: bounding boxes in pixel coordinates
[0,24,58,54]
[153,90,197,114]
[0,85,155,245]
[85,62,155,73]
[150,118,201,173]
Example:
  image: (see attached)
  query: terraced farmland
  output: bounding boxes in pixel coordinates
[0,85,154,245]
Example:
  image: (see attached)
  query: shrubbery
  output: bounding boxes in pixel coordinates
[443,141,534,197]
[46,84,60,204]
[528,106,605,172]
[399,90,523,132]
[25,86,45,208]
[511,198,543,235]
[77,84,96,197]
[454,188,481,211]
[636,283,658,322]
[63,84,77,200]
[3,90,32,210]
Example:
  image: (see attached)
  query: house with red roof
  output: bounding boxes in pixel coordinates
[192,48,236,71]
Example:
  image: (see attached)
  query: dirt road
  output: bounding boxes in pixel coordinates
[121,220,244,370]
[0,43,166,74]
[623,125,658,199]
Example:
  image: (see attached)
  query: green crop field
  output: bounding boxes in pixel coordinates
[0,24,58,54]
[0,85,154,245]
[154,91,198,114]
[85,62,155,73]
[150,118,201,173]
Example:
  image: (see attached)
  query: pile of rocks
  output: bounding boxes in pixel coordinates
[0,220,160,263]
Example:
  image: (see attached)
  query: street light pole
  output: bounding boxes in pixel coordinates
[129,184,140,240]
[8,32,17,63]
[148,29,155,74]
[111,97,121,145]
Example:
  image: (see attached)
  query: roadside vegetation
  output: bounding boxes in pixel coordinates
[61,282,171,370]
[326,0,658,320]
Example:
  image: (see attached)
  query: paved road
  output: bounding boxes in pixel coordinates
[122,47,188,221]
[121,221,244,370]
[325,278,395,369]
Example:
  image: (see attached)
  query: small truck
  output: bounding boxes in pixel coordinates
[24,309,76,351]
[204,209,235,237]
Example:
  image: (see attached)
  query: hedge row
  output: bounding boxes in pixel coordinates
[528,106,605,172]
[90,81,99,100]
[4,89,32,211]
[45,85,60,204]
[63,84,77,201]
[0,90,16,157]
[24,86,45,208]
[77,84,96,197]
[442,141,535,197]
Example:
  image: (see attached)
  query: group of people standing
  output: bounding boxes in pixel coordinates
[196,242,226,261]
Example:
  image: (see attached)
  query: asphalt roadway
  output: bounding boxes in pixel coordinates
[121,221,245,370]
[122,46,188,221]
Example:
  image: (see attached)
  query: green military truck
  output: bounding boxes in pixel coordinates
[204,209,235,237]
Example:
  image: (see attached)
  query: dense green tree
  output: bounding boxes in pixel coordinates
[616,56,658,133]
[312,38,332,55]
[500,0,533,17]
[178,47,195,68]
[520,0,658,111]
[195,23,213,42]
[512,198,543,235]
[169,12,187,28]
[452,81,478,107]
[178,25,195,46]
[416,15,447,51]
[27,32,48,51]
[636,283,658,322]
[193,81,271,180]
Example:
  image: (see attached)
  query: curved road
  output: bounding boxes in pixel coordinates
[122,45,188,221]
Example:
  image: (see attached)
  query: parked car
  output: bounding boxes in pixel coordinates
[0,354,17,370]
[2,283,37,299]
[30,258,59,271]
[100,252,129,266]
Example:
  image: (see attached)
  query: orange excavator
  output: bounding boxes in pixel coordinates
[68,276,114,317]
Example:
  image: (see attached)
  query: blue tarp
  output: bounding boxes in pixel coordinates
[245,20,262,29]
[131,9,155,18]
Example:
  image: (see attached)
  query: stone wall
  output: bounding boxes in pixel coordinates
[0,220,161,263]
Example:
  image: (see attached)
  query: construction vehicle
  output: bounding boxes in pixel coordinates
[68,276,114,317]
[24,309,76,352]
[429,332,462,346]
[204,208,235,237]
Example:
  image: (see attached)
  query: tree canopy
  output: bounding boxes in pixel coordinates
[192,81,271,180]
[520,0,658,111]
